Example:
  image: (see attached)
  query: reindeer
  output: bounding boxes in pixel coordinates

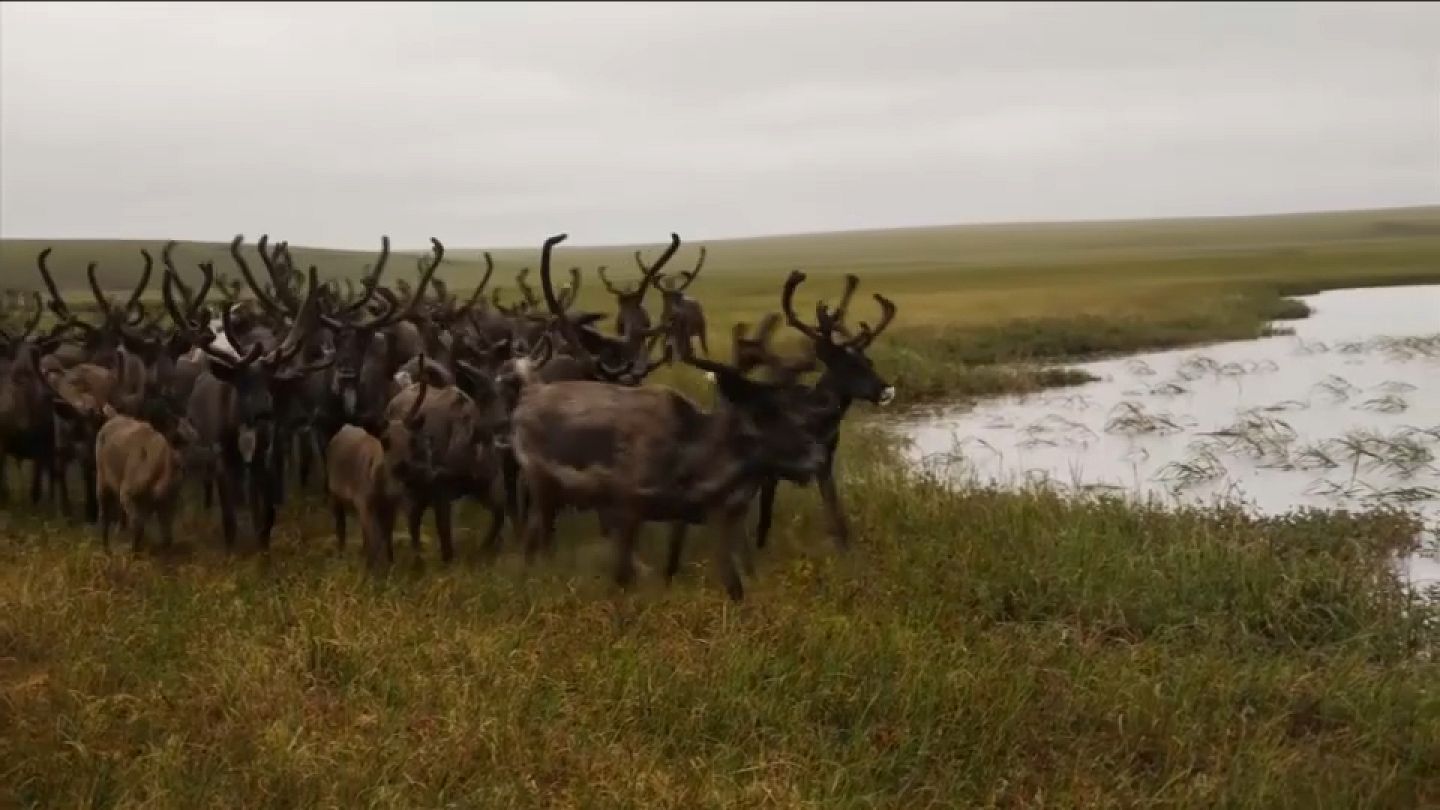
[380,354,509,564]
[650,246,711,357]
[0,293,65,505]
[93,408,197,553]
[759,270,896,550]
[509,233,828,601]
[597,237,671,342]
[33,343,150,522]
[32,247,154,370]
[324,379,431,570]
[164,244,334,551]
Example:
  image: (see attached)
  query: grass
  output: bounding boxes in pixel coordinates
[3,426,1438,808]
[4,206,1440,806]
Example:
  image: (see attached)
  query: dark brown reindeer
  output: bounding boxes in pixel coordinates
[758,270,896,550]
[0,293,67,506]
[651,245,711,357]
[381,356,509,564]
[509,233,828,601]
[34,247,153,369]
[165,245,334,551]
[660,273,895,580]
[599,233,681,344]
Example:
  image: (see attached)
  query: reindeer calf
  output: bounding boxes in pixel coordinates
[94,411,193,552]
[325,424,402,568]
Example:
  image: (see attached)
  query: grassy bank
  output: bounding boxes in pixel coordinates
[2,426,1437,808]
[6,206,1440,403]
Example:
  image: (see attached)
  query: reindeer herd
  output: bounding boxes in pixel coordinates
[0,231,896,600]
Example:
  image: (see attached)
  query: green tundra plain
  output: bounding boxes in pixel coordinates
[2,205,1439,808]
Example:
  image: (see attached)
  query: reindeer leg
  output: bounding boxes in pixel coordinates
[51,457,71,519]
[407,494,426,553]
[360,506,386,571]
[480,496,505,559]
[0,454,9,504]
[376,499,397,564]
[297,428,314,490]
[664,522,688,583]
[754,478,778,550]
[29,456,44,505]
[98,488,117,550]
[332,499,347,552]
[127,500,146,555]
[217,470,239,551]
[433,492,455,564]
[609,509,642,590]
[522,475,555,565]
[247,463,269,550]
[158,499,177,550]
[82,456,98,525]
[713,507,746,602]
[501,448,523,543]
[816,441,849,551]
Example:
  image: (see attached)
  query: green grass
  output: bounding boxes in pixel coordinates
[4,206,1440,807]
[2,427,1437,807]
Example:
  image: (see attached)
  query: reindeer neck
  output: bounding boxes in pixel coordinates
[813,369,855,414]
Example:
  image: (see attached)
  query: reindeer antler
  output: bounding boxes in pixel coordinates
[658,246,707,293]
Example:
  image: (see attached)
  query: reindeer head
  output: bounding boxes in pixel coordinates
[34,247,152,365]
[168,242,335,445]
[539,234,674,387]
[674,311,828,485]
[781,271,897,407]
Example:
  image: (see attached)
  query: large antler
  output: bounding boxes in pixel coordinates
[455,252,495,317]
[848,293,897,350]
[515,267,539,308]
[231,235,289,319]
[324,237,442,333]
[336,236,391,318]
[34,248,78,324]
[780,271,825,342]
[657,246,707,293]
[631,232,682,306]
[256,234,304,314]
[162,241,215,327]
[0,292,45,345]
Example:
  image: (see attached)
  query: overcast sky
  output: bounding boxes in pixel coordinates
[1,1,1437,249]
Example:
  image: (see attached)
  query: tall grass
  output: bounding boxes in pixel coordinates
[2,425,1437,808]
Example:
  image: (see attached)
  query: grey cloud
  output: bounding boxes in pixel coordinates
[2,1,1436,249]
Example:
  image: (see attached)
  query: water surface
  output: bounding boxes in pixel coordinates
[894,285,1440,592]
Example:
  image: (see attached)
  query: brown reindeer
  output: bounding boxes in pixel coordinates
[380,364,508,564]
[510,233,828,601]
[650,245,710,357]
[94,407,197,553]
[324,378,430,569]
[598,234,681,344]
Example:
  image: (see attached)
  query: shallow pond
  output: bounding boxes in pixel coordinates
[893,285,1440,593]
